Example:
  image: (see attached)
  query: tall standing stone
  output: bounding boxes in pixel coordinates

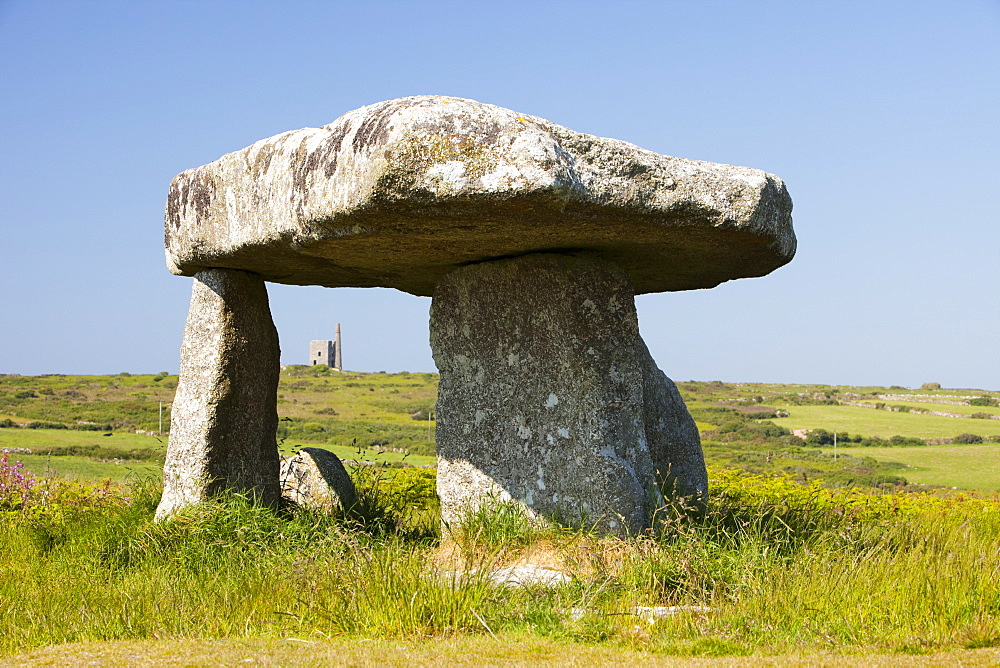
[155,268,281,520]
[431,253,658,535]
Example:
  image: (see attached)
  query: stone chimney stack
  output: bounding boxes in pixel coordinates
[334,322,342,370]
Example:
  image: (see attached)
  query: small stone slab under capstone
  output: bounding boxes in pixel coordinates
[279,447,357,512]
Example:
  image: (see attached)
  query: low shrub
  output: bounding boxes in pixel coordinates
[346,464,439,539]
[802,429,924,448]
[708,419,793,443]
[73,422,113,431]
[25,421,68,430]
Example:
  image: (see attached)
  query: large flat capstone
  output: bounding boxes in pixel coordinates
[166,95,794,296]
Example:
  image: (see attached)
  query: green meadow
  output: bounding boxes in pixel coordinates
[4,465,999,663]
[877,399,1000,417]
[3,371,999,491]
[3,372,1000,662]
[0,426,166,452]
[774,404,1000,440]
[0,369,437,480]
[825,444,1000,491]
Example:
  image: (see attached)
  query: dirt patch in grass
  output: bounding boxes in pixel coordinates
[8,638,1000,666]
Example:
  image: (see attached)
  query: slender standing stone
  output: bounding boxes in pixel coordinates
[431,253,658,535]
[155,268,281,520]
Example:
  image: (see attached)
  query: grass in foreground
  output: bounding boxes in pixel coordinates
[2,458,999,661]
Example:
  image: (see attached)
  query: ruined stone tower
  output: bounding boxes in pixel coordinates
[309,323,342,369]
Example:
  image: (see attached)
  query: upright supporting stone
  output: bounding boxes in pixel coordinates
[431,253,658,535]
[636,339,708,506]
[155,268,281,520]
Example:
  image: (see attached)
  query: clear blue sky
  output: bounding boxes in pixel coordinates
[1,0,997,390]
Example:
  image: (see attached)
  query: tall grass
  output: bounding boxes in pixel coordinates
[2,464,998,657]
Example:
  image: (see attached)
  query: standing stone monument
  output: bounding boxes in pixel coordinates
[156,95,794,533]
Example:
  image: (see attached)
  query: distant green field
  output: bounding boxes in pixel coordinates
[10,454,162,482]
[776,405,1000,440]
[0,428,165,451]
[731,383,996,397]
[823,444,1000,491]
[2,427,434,481]
[10,448,434,482]
[4,372,996,489]
[278,439,435,467]
[877,399,1000,416]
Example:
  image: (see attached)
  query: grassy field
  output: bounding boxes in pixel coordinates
[3,372,999,490]
[0,372,177,431]
[0,428,167,481]
[5,448,433,482]
[774,405,1000,440]
[4,468,1000,662]
[877,399,1000,417]
[824,444,1000,491]
[0,427,165,451]
[280,440,436,467]
[728,382,996,398]
[5,374,1000,661]
[1,431,434,480]
[10,455,161,482]
[0,369,438,479]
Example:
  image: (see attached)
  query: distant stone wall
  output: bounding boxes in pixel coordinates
[878,394,981,404]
